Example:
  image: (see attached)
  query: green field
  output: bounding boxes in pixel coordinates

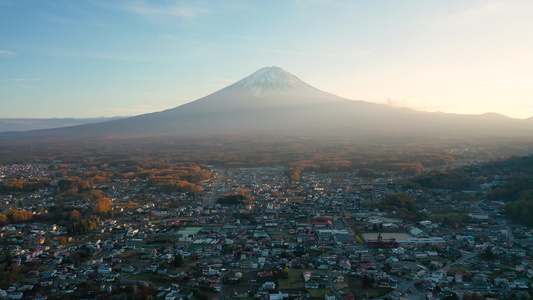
[177,226,203,236]
[278,269,307,290]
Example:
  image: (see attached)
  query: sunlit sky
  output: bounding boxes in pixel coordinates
[1,0,532,119]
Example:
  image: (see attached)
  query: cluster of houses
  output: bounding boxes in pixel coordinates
[0,164,532,299]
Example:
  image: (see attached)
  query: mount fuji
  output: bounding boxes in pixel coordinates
[2,66,533,140]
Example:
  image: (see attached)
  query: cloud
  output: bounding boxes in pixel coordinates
[107,0,209,21]
[0,78,39,89]
[7,78,40,82]
[182,34,370,59]
[0,50,16,57]
[39,11,106,27]
[378,96,453,113]
[435,1,509,27]
[454,1,507,20]
[16,85,34,89]
[32,46,178,62]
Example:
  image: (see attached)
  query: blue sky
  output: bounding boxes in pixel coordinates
[1,0,532,118]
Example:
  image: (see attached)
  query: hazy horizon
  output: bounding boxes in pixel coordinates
[1,1,532,119]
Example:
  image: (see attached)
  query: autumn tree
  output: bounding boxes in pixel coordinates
[93,198,111,215]
[69,210,81,221]
[0,214,7,225]
[8,209,34,223]
[83,190,105,202]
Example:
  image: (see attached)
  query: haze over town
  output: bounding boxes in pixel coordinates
[1,0,533,119]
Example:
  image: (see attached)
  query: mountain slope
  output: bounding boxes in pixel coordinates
[1,66,532,140]
[174,66,348,114]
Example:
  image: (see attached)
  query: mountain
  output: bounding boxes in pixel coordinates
[1,66,533,140]
[0,117,127,133]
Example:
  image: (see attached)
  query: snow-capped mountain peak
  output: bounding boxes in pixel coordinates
[220,66,323,97]
[176,66,348,113]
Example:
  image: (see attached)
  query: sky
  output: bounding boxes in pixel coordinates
[1,0,532,119]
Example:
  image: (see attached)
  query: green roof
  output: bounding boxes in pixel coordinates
[177,227,203,236]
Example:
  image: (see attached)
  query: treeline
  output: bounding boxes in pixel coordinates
[409,155,533,190]
[488,175,533,226]
[360,161,424,176]
[471,156,533,229]
[284,152,457,179]
[137,164,210,193]
[148,178,202,194]
[3,161,212,197]
[68,220,97,235]
[0,204,105,234]
[505,197,533,226]
[0,178,52,193]
[375,193,425,221]
[217,193,252,205]
[408,154,533,226]
[286,159,353,182]
[410,170,471,190]
[0,209,34,225]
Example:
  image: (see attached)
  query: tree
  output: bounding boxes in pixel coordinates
[8,263,21,284]
[83,190,105,202]
[361,275,375,288]
[480,247,495,260]
[69,210,81,221]
[355,235,362,244]
[289,171,300,182]
[173,254,184,268]
[93,198,111,215]
[9,209,33,223]
[69,220,96,235]
[0,214,7,225]
[358,168,377,178]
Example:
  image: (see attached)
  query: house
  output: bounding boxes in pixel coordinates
[259,271,273,277]
[7,292,24,299]
[333,274,344,283]
[409,227,425,237]
[468,213,489,220]
[325,293,339,300]
[98,266,112,274]
[262,282,276,290]
[305,283,319,289]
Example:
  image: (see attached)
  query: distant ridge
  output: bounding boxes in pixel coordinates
[0,117,127,133]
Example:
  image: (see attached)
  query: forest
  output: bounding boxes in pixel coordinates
[0,160,212,226]
[409,154,533,226]
[484,156,533,226]
[0,132,527,169]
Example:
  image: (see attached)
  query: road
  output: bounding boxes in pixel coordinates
[328,266,343,299]
[207,173,223,208]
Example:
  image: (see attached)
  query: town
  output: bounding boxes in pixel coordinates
[0,161,532,300]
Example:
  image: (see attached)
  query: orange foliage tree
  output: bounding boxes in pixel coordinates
[93,198,112,215]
